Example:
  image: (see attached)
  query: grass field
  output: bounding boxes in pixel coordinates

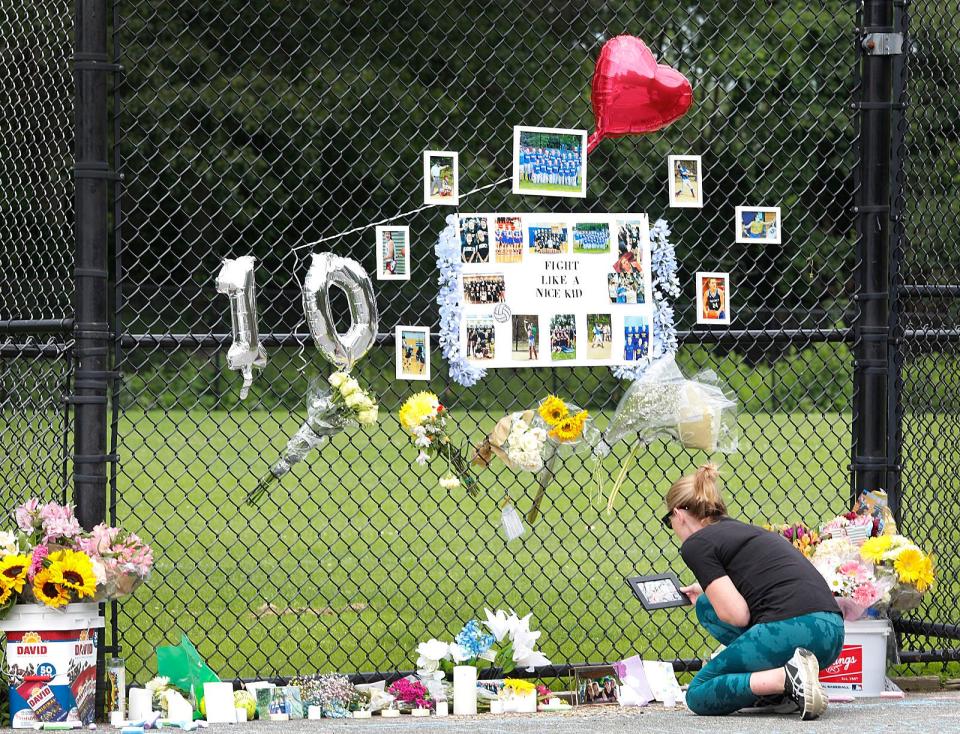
[517,180,581,194]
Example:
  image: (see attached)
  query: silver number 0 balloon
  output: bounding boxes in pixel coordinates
[215,256,267,399]
[302,253,379,372]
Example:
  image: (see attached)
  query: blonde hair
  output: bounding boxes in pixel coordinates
[665,463,727,521]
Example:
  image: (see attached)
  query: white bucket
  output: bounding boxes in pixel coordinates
[818,618,891,697]
[0,603,104,728]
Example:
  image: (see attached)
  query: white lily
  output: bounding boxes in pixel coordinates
[512,644,551,672]
[482,608,511,642]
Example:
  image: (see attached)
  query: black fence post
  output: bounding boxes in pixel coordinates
[852,0,895,506]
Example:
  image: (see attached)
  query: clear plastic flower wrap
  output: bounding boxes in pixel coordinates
[595,354,738,513]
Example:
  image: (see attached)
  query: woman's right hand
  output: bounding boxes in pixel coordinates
[680,583,703,604]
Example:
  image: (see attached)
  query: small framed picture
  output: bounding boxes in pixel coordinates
[667,154,703,208]
[626,572,692,611]
[423,151,459,206]
[459,214,491,264]
[396,326,430,381]
[513,125,587,198]
[573,665,621,706]
[735,205,781,244]
[696,271,731,325]
[375,225,410,281]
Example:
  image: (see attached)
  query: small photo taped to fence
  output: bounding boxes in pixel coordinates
[513,126,587,198]
[463,273,505,305]
[396,325,430,381]
[423,150,459,206]
[375,225,410,281]
[494,215,524,263]
[512,314,539,362]
[735,205,781,244]
[549,313,576,362]
[696,271,731,325]
[466,316,496,362]
[459,214,491,264]
[667,154,703,208]
[627,572,692,611]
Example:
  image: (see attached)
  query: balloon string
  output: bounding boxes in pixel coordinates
[292,175,512,252]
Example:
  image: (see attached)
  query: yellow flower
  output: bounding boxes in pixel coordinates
[0,582,12,606]
[893,548,929,586]
[860,535,892,563]
[398,392,440,431]
[549,414,585,442]
[0,553,31,594]
[503,678,536,695]
[914,554,935,592]
[33,569,71,608]
[47,550,97,599]
[538,395,568,426]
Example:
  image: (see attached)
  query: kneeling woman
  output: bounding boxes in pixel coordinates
[665,464,844,720]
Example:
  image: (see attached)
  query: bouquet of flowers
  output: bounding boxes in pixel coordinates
[820,512,878,544]
[248,372,378,503]
[1,499,153,615]
[398,391,476,494]
[765,521,820,558]
[415,608,551,678]
[293,673,358,718]
[386,678,432,711]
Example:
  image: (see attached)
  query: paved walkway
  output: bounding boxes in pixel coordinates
[104,692,958,734]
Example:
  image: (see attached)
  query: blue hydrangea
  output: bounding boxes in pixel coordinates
[455,619,495,658]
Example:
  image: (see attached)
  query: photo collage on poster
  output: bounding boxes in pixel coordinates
[458,213,653,368]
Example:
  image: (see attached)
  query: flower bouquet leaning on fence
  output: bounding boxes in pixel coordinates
[248,372,379,503]
[398,391,477,495]
[0,499,154,614]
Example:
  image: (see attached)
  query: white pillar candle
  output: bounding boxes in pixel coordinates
[234,707,247,723]
[307,706,323,720]
[452,666,477,716]
[435,701,448,717]
[489,700,504,714]
[127,688,152,722]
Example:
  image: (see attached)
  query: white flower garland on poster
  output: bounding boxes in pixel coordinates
[435,215,679,386]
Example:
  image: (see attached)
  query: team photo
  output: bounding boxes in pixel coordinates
[528,222,568,254]
[607,271,644,305]
[423,150,459,205]
[587,314,612,360]
[512,126,587,198]
[375,225,410,280]
[696,271,731,324]
[549,314,577,361]
[623,315,650,361]
[494,216,524,263]
[735,205,781,244]
[668,154,703,208]
[395,326,430,380]
[511,314,539,361]
[463,274,506,304]
[465,316,496,361]
[573,221,610,254]
[459,215,491,264]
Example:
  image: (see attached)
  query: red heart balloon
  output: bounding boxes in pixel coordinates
[587,35,693,153]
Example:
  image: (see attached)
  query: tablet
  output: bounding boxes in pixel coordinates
[626,572,692,610]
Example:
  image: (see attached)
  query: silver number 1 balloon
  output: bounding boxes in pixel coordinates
[303,252,378,372]
[215,255,267,399]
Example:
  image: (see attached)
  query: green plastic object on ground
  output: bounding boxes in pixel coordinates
[156,634,221,705]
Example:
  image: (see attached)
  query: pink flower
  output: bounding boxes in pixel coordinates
[77,524,153,578]
[851,582,880,608]
[838,561,861,576]
[28,544,49,580]
[15,499,41,532]
[39,502,81,542]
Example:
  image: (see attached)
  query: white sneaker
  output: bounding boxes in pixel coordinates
[784,647,828,721]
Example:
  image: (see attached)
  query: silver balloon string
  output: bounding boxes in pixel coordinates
[291,175,511,252]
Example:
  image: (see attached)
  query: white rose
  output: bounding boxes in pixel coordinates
[340,378,361,397]
[0,530,17,556]
[357,408,379,425]
[328,372,349,389]
[345,392,367,409]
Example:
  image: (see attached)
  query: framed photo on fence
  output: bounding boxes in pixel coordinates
[513,126,587,198]
[695,271,731,325]
[667,154,703,208]
[395,325,430,381]
[735,205,781,244]
[375,225,410,281]
[423,150,459,206]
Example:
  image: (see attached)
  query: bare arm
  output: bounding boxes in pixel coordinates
[704,575,750,627]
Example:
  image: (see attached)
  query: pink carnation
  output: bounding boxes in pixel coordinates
[28,544,49,580]
[851,582,881,608]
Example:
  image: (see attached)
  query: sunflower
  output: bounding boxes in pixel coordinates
[0,553,31,594]
[0,582,12,606]
[33,569,71,608]
[893,547,929,586]
[549,415,584,442]
[398,392,440,431]
[538,395,568,426]
[47,550,97,599]
[860,535,892,564]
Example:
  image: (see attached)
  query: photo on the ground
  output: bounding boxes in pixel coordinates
[696,271,731,325]
[423,150,459,206]
[513,126,587,198]
[459,215,491,264]
[549,313,576,361]
[572,221,610,254]
[574,665,622,706]
[607,272,644,305]
[667,154,703,208]
[375,225,410,280]
[623,314,650,361]
[395,325,430,381]
[465,316,496,361]
[511,314,539,362]
[463,274,505,305]
[735,205,781,244]
[586,313,611,360]
[494,216,524,263]
[528,222,568,255]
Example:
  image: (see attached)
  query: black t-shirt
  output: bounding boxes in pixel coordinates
[680,516,841,625]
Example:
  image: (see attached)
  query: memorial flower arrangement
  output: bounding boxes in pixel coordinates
[399,391,476,494]
[765,521,820,558]
[386,678,432,710]
[293,674,358,718]
[415,608,551,677]
[0,499,153,615]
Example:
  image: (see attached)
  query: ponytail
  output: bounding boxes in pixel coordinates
[665,463,727,522]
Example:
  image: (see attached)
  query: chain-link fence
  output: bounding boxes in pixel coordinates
[1,0,957,689]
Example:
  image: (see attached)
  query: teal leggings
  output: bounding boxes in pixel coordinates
[685,595,845,716]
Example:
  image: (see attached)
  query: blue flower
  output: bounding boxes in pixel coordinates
[455,619,495,658]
